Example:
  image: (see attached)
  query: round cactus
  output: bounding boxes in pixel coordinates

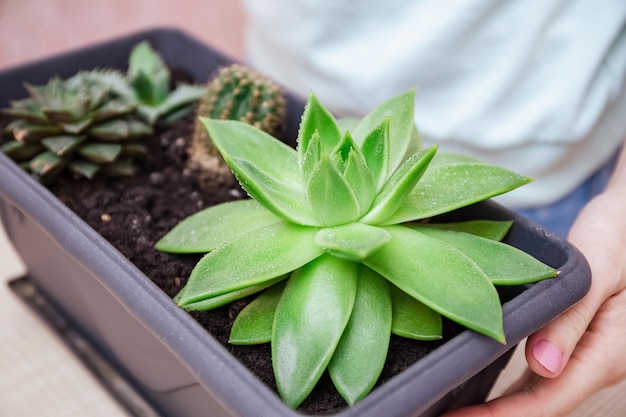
[188,64,287,190]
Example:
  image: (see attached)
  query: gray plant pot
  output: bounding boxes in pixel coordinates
[0,28,591,417]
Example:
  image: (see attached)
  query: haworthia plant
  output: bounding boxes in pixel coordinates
[1,70,152,182]
[1,41,206,183]
[156,90,558,408]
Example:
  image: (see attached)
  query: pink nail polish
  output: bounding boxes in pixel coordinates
[533,339,562,373]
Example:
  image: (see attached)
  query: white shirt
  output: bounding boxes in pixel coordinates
[243,0,626,207]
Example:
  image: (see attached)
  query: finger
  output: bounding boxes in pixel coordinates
[526,231,619,378]
[442,290,626,417]
[441,356,597,417]
[525,306,589,377]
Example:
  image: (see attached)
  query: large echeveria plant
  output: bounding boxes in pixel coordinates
[156,90,558,408]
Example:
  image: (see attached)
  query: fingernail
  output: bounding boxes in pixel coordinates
[533,339,562,373]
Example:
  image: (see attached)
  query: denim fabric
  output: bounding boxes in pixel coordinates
[516,152,619,238]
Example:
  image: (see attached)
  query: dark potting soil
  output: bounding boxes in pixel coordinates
[1,110,465,416]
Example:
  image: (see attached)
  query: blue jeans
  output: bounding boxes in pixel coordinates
[516,153,619,238]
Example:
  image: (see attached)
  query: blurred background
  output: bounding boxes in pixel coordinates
[0,0,245,69]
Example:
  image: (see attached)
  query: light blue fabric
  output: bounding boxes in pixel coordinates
[516,152,619,238]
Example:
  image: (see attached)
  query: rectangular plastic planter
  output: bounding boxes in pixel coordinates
[0,28,591,417]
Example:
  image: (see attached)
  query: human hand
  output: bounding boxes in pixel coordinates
[441,189,626,417]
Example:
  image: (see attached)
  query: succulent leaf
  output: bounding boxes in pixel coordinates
[424,220,513,241]
[361,145,437,224]
[306,154,361,226]
[365,225,505,343]
[351,90,418,176]
[411,225,558,285]
[155,199,282,253]
[297,92,341,163]
[78,143,122,163]
[229,281,287,345]
[127,41,171,105]
[389,284,442,340]
[68,160,100,179]
[29,151,65,177]
[177,222,323,306]
[342,148,377,215]
[273,255,357,409]
[382,161,532,225]
[315,223,390,261]
[201,118,318,225]
[360,117,390,190]
[176,275,287,312]
[9,119,63,143]
[41,135,86,156]
[0,140,44,160]
[328,267,391,406]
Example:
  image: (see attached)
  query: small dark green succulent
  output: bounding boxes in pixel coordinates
[122,41,206,126]
[1,70,152,182]
[187,63,286,189]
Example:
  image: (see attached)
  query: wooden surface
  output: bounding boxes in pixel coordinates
[0,1,624,415]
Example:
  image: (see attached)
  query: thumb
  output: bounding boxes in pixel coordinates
[525,291,597,378]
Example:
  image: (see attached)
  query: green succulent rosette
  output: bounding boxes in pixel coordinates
[156,90,558,408]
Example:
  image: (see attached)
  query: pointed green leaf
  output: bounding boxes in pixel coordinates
[389,284,442,340]
[89,119,152,140]
[382,162,532,225]
[1,140,44,161]
[128,41,171,105]
[9,119,63,143]
[59,118,93,135]
[301,130,321,184]
[78,143,121,163]
[176,275,287,312]
[68,160,100,179]
[139,84,206,125]
[177,222,323,306]
[297,92,341,162]
[229,281,287,344]
[273,255,357,408]
[155,199,282,253]
[360,118,390,190]
[361,146,437,224]
[315,222,390,261]
[41,135,86,156]
[91,99,135,122]
[307,154,361,226]
[2,97,47,123]
[352,90,417,175]
[422,220,513,241]
[29,151,64,177]
[329,267,391,406]
[365,225,505,342]
[342,148,377,215]
[201,118,318,225]
[411,226,558,285]
[333,130,359,163]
